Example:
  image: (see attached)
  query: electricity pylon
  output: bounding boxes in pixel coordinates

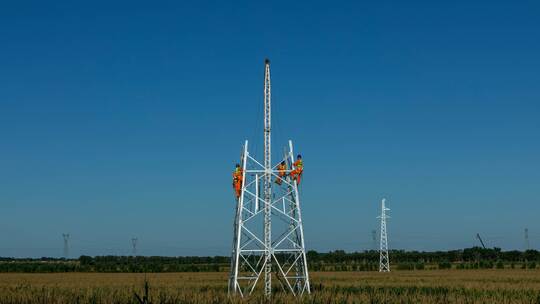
[525,228,529,251]
[62,233,70,259]
[378,199,390,272]
[229,59,310,297]
[371,230,377,251]
[132,238,138,256]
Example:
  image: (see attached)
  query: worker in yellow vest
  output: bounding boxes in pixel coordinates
[232,164,243,199]
[290,154,303,185]
[275,161,287,185]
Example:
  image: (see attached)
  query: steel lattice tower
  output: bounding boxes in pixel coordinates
[132,238,138,256]
[229,59,310,297]
[525,228,529,251]
[378,199,390,272]
[62,233,70,259]
[371,229,377,251]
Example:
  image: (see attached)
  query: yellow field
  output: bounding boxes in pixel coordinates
[1,270,540,303]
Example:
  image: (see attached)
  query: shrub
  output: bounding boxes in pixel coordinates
[438,261,452,270]
[396,263,414,270]
[439,261,452,269]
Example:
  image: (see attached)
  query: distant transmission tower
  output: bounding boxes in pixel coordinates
[378,199,390,272]
[62,233,70,259]
[229,59,310,297]
[525,228,529,251]
[371,230,377,251]
[132,238,138,256]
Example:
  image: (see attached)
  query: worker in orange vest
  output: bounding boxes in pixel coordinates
[290,154,303,185]
[275,161,287,185]
[232,163,243,199]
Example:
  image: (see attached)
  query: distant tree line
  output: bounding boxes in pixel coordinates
[0,247,538,273]
[306,247,539,271]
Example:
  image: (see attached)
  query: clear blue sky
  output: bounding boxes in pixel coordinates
[1,1,539,257]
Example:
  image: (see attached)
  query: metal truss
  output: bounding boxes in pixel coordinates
[228,140,310,297]
[378,198,390,272]
[228,60,310,297]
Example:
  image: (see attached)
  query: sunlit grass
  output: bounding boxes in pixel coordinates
[1,270,539,303]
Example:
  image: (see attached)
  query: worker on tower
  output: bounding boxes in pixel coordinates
[290,154,303,185]
[275,161,287,185]
[232,163,243,199]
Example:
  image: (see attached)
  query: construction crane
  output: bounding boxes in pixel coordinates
[476,233,486,249]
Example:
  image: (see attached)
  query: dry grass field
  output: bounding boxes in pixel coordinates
[1,270,540,303]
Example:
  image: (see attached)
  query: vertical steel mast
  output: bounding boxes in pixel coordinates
[378,198,390,272]
[263,59,272,296]
[229,59,310,297]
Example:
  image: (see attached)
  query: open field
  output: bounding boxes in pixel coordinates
[1,270,540,303]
